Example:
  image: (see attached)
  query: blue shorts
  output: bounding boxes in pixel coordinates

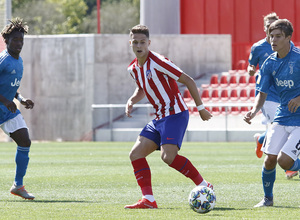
[140,110,189,150]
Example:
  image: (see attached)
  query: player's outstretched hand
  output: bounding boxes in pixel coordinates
[125,101,133,118]
[288,96,300,113]
[243,111,256,124]
[199,109,212,121]
[21,99,34,109]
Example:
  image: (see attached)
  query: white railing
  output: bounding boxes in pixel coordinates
[92,102,255,141]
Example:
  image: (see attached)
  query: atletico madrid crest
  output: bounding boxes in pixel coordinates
[146,69,152,79]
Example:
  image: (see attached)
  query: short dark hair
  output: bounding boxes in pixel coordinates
[263,12,279,26]
[268,19,293,37]
[130,24,149,39]
[1,17,28,41]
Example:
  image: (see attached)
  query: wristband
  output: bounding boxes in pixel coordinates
[196,104,205,111]
[17,93,26,102]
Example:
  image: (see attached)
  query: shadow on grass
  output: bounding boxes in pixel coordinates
[5,200,100,203]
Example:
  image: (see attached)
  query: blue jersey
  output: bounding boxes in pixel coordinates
[0,50,22,124]
[258,43,300,126]
[249,38,280,103]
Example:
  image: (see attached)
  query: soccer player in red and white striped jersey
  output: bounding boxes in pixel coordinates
[124,24,213,209]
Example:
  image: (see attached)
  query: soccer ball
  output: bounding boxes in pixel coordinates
[188,185,216,213]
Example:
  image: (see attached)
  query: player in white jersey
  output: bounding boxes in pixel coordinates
[0,18,35,200]
[244,19,300,208]
[248,12,298,178]
[124,25,213,209]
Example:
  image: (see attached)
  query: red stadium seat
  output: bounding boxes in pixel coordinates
[211,89,219,101]
[183,88,192,103]
[201,89,210,101]
[239,89,248,101]
[229,75,238,87]
[238,75,247,87]
[228,69,237,75]
[210,74,219,87]
[220,75,228,87]
[249,75,256,85]
[231,106,240,115]
[220,89,229,101]
[229,89,238,101]
[236,59,246,70]
[240,106,249,114]
[211,107,220,115]
[221,106,230,115]
[249,89,256,101]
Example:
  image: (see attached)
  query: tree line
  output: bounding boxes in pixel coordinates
[12,0,140,34]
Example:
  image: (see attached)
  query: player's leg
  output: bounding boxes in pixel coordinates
[1,115,34,200]
[254,132,265,158]
[161,144,213,189]
[125,124,159,209]
[278,126,300,175]
[254,123,288,207]
[159,111,213,189]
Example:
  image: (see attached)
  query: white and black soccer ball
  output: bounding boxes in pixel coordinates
[188,185,216,213]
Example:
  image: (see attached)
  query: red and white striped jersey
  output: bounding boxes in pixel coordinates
[128,51,188,120]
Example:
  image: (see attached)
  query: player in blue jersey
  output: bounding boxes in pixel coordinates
[247,12,280,157]
[248,12,298,179]
[244,19,300,207]
[0,18,35,200]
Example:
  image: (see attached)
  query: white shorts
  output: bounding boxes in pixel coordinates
[0,114,28,136]
[261,101,279,125]
[262,123,300,161]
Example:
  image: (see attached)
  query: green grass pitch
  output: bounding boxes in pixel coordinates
[0,141,299,219]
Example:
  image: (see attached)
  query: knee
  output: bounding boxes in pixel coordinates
[277,153,294,170]
[20,139,31,148]
[160,152,175,165]
[264,155,277,170]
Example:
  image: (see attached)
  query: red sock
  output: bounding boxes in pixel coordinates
[131,158,153,196]
[169,155,203,185]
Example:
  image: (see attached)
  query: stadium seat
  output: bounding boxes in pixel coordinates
[248,75,256,85]
[220,75,228,87]
[239,89,248,101]
[228,69,237,75]
[229,89,238,101]
[211,89,219,101]
[183,88,192,103]
[238,75,247,87]
[240,106,249,114]
[210,74,219,87]
[221,106,230,115]
[201,89,210,101]
[238,69,246,75]
[229,75,238,87]
[220,89,229,101]
[211,106,220,115]
[236,59,246,70]
[230,106,240,115]
[249,88,256,101]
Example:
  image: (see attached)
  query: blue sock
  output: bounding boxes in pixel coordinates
[288,158,300,171]
[262,166,276,198]
[258,131,266,144]
[15,146,30,186]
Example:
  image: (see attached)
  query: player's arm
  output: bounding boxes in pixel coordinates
[125,87,145,118]
[244,91,267,124]
[247,64,256,76]
[178,72,212,121]
[0,94,17,113]
[15,92,34,109]
[288,95,300,113]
